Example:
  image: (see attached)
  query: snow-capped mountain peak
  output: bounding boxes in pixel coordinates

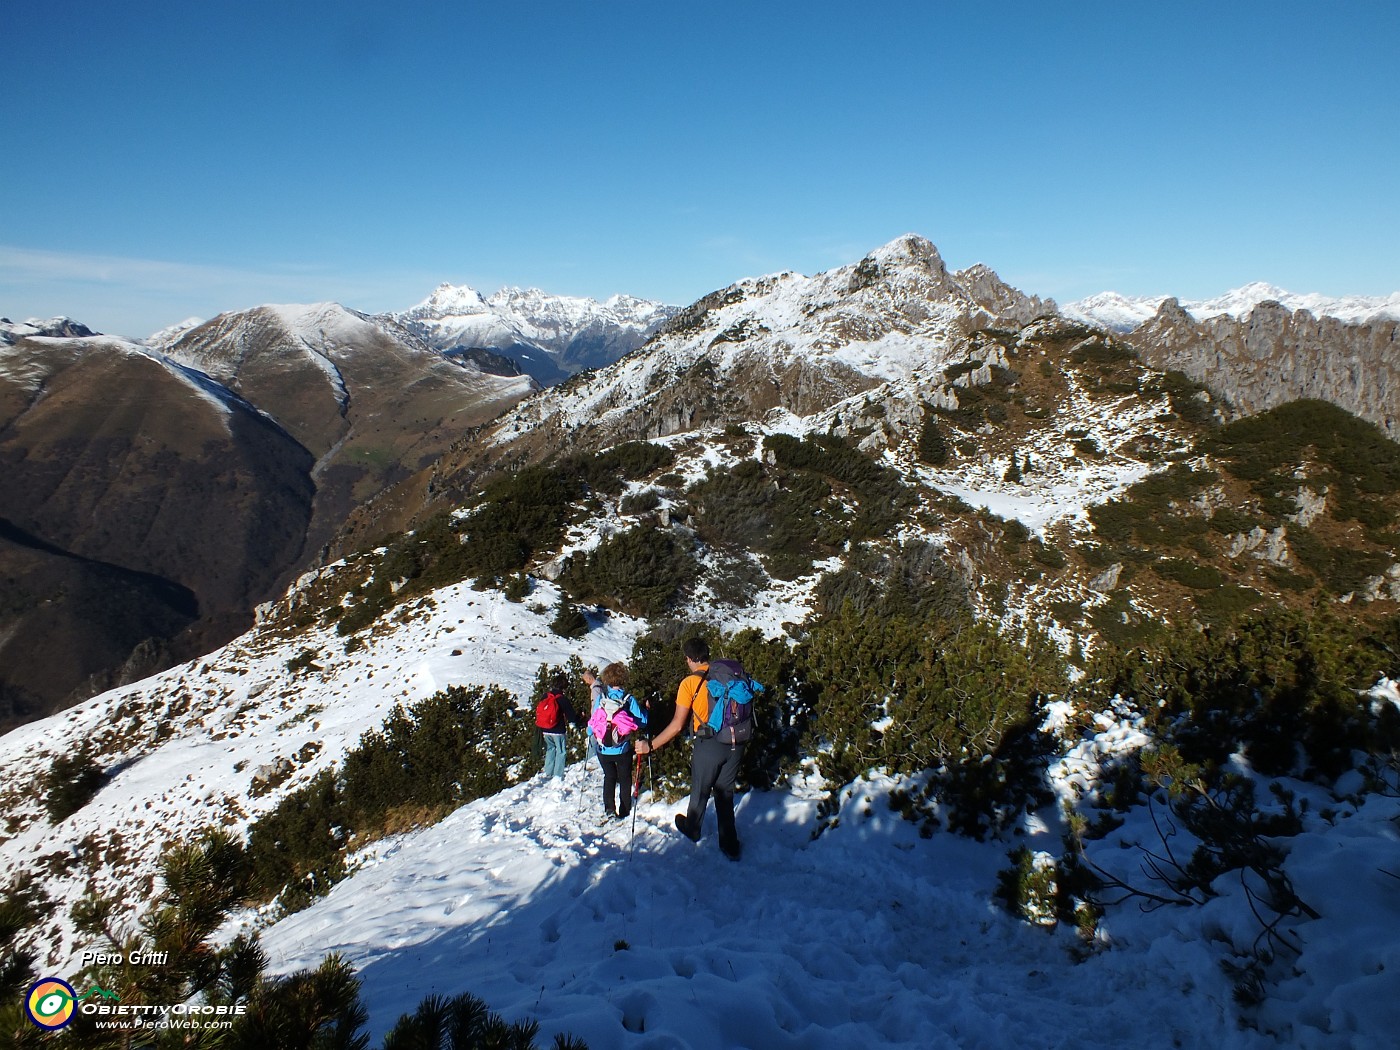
[1065,283,1400,331]
[143,316,206,351]
[392,282,679,384]
[0,316,98,344]
[865,231,949,273]
[407,282,494,319]
[471,235,1057,457]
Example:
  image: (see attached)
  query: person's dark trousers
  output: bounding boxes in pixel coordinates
[686,737,745,844]
[599,751,632,817]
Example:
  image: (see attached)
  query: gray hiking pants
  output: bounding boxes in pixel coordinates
[687,737,745,843]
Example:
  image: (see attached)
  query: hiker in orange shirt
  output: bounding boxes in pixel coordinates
[635,637,761,861]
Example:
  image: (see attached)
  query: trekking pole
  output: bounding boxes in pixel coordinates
[628,749,644,860]
[643,695,655,805]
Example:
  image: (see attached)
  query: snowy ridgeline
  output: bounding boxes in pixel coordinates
[1062,284,1400,333]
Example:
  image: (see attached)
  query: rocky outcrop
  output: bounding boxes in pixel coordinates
[1128,299,1400,438]
[0,317,97,344]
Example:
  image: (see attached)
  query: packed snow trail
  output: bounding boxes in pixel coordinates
[259,763,1273,1050]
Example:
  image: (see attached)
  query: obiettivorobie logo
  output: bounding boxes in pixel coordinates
[24,978,78,1030]
[24,977,246,1031]
[24,980,120,1029]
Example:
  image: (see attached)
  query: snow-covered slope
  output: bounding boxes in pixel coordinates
[253,693,1400,1049]
[0,576,648,967]
[0,316,97,344]
[5,236,1399,1049]
[143,316,206,351]
[5,548,1396,1047]
[1064,284,1400,332]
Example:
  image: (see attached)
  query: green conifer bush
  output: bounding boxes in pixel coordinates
[1078,608,1399,779]
[380,990,568,1050]
[42,746,108,823]
[802,609,1065,837]
[0,877,45,1005]
[559,525,698,617]
[549,598,590,638]
[917,407,950,465]
[814,541,970,624]
[242,685,534,912]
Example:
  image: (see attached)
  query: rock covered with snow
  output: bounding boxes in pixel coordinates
[0,315,97,344]
[475,234,1055,452]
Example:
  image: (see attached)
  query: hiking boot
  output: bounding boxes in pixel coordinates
[719,835,742,861]
[674,814,700,842]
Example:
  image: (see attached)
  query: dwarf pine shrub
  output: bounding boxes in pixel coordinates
[334,444,679,635]
[559,524,698,617]
[917,406,950,465]
[242,684,533,912]
[0,877,46,1003]
[549,597,589,638]
[339,686,530,831]
[221,952,369,1049]
[42,746,108,823]
[814,540,970,624]
[764,432,911,539]
[1079,608,1400,779]
[803,609,1065,837]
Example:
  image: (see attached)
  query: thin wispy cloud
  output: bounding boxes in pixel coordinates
[0,245,445,337]
[0,245,323,295]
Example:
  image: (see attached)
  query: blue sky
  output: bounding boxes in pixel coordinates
[3,0,1397,337]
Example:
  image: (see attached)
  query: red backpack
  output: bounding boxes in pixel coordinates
[536,691,560,729]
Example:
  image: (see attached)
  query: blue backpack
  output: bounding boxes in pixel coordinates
[693,660,763,744]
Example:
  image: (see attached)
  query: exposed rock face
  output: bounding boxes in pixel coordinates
[503,235,1054,445]
[1128,299,1400,438]
[0,317,97,343]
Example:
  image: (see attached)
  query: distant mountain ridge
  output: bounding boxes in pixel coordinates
[0,316,97,343]
[0,305,536,728]
[7,243,1400,729]
[336,233,1059,545]
[1127,298,1400,439]
[164,302,535,554]
[0,332,316,728]
[2,236,1398,1036]
[391,284,677,385]
[1064,283,1400,332]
